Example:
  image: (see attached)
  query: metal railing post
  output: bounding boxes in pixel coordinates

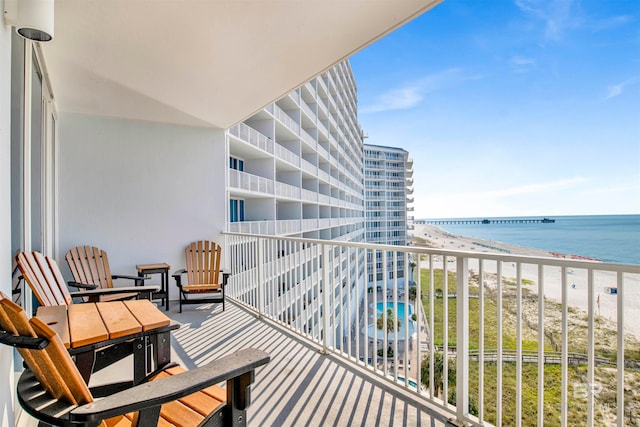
[257,237,264,318]
[322,243,331,354]
[456,257,469,422]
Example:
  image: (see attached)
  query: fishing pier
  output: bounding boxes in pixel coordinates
[420,218,555,225]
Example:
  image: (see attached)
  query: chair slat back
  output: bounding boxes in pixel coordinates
[65,246,114,290]
[185,241,222,285]
[12,250,21,303]
[17,251,72,306]
[0,293,92,405]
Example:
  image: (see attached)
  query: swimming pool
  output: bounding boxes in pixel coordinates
[376,301,413,319]
[392,375,425,391]
[364,301,417,341]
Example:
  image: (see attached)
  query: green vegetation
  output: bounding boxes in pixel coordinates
[376,307,401,345]
[416,267,640,425]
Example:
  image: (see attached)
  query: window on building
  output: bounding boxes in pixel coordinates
[229,156,244,171]
[229,199,245,222]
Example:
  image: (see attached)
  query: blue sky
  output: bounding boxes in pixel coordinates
[350,0,640,219]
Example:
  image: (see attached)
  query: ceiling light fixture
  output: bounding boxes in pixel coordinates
[4,0,54,42]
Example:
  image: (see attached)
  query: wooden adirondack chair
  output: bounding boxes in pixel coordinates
[0,292,270,427]
[173,241,229,313]
[17,251,157,307]
[65,246,146,302]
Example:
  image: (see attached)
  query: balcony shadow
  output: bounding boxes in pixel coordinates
[166,301,451,426]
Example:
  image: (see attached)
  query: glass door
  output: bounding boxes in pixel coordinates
[10,35,58,309]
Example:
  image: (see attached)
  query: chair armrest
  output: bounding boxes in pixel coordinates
[69,286,161,302]
[68,281,98,290]
[173,269,228,283]
[173,269,186,288]
[222,270,230,286]
[71,348,270,423]
[172,269,186,279]
[0,330,48,350]
[112,274,147,284]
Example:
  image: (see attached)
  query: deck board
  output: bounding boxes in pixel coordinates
[123,299,171,331]
[67,303,109,348]
[96,301,142,339]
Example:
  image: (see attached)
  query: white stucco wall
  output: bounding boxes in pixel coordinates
[0,2,16,423]
[58,113,227,302]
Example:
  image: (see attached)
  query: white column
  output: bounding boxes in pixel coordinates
[0,12,16,426]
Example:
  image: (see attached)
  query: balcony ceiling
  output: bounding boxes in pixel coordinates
[41,0,441,129]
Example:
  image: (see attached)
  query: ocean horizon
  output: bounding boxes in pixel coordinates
[418,214,640,265]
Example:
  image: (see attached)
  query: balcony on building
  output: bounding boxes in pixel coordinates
[5,1,639,427]
[157,233,639,427]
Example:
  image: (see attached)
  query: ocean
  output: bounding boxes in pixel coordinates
[424,214,640,265]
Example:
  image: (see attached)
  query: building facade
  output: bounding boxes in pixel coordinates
[226,60,367,341]
[363,144,414,288]
[227,61,365,242]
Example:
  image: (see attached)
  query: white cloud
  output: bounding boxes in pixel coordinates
[590,15,633,32]
[361,86,423,114]
[514,0,577,41]
[360,68,475,114]
[509,55,536,73]
[482,177,589,199]
[510,56,536,66]
[428,177,588,201]
[415,177,591,218]
[606,76,640,99]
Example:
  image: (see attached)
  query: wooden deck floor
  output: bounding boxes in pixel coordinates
[168,301,450,426]
[17,300,452,426]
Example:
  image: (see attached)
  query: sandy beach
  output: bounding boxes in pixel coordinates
[412,223,640,339]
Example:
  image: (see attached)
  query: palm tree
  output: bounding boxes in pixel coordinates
[420,351,455,399]
[377,308,401,354]
[409,285,417,301]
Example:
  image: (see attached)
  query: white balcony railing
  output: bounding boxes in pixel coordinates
[289,89,300,105]
[274,181,301,199]
[228,169,273,194]
[223,232,640,427]
[304,81,317,99]
[300,98,316,121]
[317,193,331,205]
[300,188,317,203]
[227,220,275,235]
[300,128,317,151]
[272,104,300,135]
[228,123,274,154]
[274,144,300,168]
[300,158,316,175]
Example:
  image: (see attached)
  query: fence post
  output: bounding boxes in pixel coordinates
[256,237,264,318]
[456,257,469,422]
[321,243,331,354]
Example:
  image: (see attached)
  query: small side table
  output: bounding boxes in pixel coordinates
[137,263,170,311]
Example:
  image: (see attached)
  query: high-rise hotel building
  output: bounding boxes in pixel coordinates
[227,61,365,242]
[363,144,414,287]
[225,60,414,337]
[226,60,366,339]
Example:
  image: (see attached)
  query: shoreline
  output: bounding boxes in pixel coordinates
[412,223,640,338]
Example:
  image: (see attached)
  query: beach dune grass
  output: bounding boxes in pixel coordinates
[419,267,640,424]
[420,268,548,351]
[419,267,640,359]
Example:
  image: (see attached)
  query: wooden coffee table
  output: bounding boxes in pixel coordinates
[37,300,178,387]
